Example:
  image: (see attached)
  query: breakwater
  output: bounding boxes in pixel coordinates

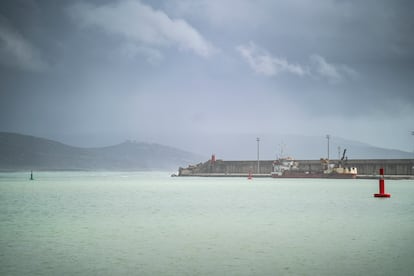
[179,159,414,177]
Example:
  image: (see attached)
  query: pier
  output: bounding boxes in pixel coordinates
[179,159,414,178]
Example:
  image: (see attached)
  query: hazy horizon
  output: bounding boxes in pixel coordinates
[1,0,413,155]
[2,131,412,161]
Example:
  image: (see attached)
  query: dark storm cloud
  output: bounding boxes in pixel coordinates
[0,0,413,153]
[0,15,46,71]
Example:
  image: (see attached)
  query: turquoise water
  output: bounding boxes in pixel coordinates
[1,172,413,275]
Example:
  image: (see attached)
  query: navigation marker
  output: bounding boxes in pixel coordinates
[374,168,391,198]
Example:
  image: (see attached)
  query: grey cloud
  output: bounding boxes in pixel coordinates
[118,43,164,65]
[236,42,308,77]
[0,0,413,154]
[68,0,217,59]
[170,1,414,62]
[237,42,358,83]
[309,54,359,83]
[166,0,271,30]
[0,17,47,72]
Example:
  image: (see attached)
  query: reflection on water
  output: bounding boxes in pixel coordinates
[1,172,413,275]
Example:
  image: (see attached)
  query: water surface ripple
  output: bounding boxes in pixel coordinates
[1,172,413,275]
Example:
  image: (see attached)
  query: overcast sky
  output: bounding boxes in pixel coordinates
[1,0,413,156]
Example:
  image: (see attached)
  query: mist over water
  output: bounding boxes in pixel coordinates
[1,172,413,275]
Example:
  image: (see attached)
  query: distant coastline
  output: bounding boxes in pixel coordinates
[0,132,202,171]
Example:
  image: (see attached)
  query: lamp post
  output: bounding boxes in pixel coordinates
[326,134,330,160]
[257,137,260,174]
[411,131,414,158]
[338,146,341,160]
[411,131,414,174]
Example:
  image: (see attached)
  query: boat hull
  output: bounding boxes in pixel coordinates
[271,172,357,179]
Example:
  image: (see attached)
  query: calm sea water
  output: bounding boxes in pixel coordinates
[0,171,413,275]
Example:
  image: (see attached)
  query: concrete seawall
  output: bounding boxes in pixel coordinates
[179,159,414,177]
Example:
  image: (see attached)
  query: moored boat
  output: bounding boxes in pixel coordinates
[271,149,357,179]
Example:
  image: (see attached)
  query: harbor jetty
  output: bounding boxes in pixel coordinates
[179,157,414,179]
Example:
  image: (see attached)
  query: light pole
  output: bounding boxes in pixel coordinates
[257,137,260,174]
[411,131,414,157]
[411,131,414,174]
[326,134,330,160]
[338,146,341,160]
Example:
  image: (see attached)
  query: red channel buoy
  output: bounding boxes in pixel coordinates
[248,171,252,180]
[374,168,391,198]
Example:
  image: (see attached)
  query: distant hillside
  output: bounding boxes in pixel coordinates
[184,133,413,160]
[268,135,414,160]
[0,132,203,171]
[1,132,411,171]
